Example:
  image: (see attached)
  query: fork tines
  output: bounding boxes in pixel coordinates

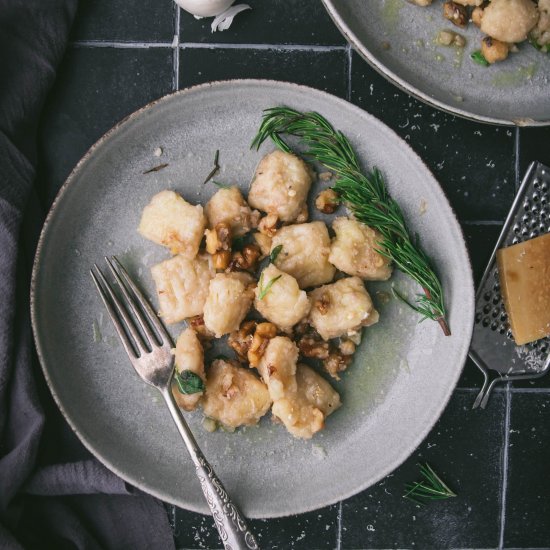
[90,257,170,358]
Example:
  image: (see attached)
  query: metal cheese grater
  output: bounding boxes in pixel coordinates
[469,161,550,409]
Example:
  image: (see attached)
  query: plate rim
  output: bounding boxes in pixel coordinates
[30,78,475,518]
[321,0,550,127]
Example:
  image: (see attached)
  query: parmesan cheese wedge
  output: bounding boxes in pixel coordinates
[496,232,550,345]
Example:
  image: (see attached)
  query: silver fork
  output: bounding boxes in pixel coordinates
[91,256,259,550]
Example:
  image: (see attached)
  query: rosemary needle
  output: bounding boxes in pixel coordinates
[203,149,220,184]
[404,463,457,505]
[251,107,450,335]
[143,163,169,174]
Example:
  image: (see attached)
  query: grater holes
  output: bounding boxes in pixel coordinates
[512,236,520,244]
[534,179,540,188]
[492,296,500,305]
[483,303,491,314]
[483,291,492,302]
[513,223,521,234]
[506,329,514,340]
[521,227,529,237]
[540,343,548,355]
[530,229,539,238]
[475,311,482,324]
[533,192,539,203]
[482,318,490,328]
[491,308,499,318]
[541,181,548,192]
[490,321,499,331]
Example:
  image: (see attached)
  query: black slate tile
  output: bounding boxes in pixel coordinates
[37,46,173,205]
[71,0,176,42]
[341,390,505,549]
[179,0,346,46]
[179,47,348,99]
[173,504,338,549]
[504,392,550,548]
[350,53,516,223]
[519,126,550,176]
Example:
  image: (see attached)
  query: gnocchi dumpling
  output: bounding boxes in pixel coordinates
[203,272,255,337]
[270,222,336,289]
[151,254,214,324]
[202,359,271,428]
[329,217,392,281]
[480,0,539,43]
[254,264,311,333]
[248,150,313,222]
[138,190,206,257]
[272,364,341,439]
[172,327,205,411]
[205,186,259,237]
[308,277,379,340]
[256,336,299,401]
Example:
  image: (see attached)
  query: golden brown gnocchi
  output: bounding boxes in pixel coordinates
[150,254,214,324]
[202,359,271,428]
[254,264,311,333]
[203,272,255,337]
[270,222,336,289]
[329,217,392,281]
[172,327,205,411]
[308,277,379,340]
[138,190,206,257]
[271,364,341,439]
[205,186,259,237]
[248,150,313,222]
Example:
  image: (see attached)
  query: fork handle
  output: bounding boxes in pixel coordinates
[162,389,259,550]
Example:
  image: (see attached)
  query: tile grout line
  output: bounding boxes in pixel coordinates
[346,44,352,102]
[336,500,343,550]
[498,385,512,550]
[173,6,181,91]
[72,40,347,52]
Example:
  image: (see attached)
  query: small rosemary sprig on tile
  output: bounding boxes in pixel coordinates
[404,463,457,505]
[251,107,450,335]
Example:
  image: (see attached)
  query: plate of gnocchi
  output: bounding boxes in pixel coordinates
[322,0,550,125]
[31,80,474,517]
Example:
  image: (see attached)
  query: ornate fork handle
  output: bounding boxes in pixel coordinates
[163,388,259,550]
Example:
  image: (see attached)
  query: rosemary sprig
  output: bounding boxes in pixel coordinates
[404,463,457,505]
[251,107,450,335]
[202,149,220,184]
[257,272,282,300]
[143,163,169,174]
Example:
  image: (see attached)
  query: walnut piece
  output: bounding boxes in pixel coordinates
[315,189,339,214]
[443,1,469,27]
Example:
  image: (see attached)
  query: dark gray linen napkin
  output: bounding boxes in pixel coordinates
[0,1,175,548]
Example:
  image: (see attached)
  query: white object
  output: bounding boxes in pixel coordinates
[211,4,251,32]
[173,0,235,17]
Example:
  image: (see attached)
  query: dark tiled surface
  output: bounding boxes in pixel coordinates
[71,0,176,42]
[174,505,339,549]
[350,53,516,223]
[519,127,550,176]
[179,47,348,99]
[341,391,505,550]
[505,393,550,548]
[179,0,346,46]
[36,2,550,549]
[37,46,173,204]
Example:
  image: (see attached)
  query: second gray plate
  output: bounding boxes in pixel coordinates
[31,80,474,518]
[323,0,550,126]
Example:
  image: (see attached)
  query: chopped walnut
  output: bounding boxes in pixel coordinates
[339,339,356,356]
[258,214,279,237]
[253,232,272,259]
[314,292,330,315]
[205,222,232,254]
[315,189,339,214]
[188,315,215,342]
[443,1,468,27]
[228,320,257,361]
[228,244,261,272]
[298,334,330,359]
[323,352,352,380]
[213,250,231,270]
[292,318,310,338]
[247,322,278,367]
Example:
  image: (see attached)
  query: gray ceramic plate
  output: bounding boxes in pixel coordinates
[323,0,550,126]
[31,80,474,518]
